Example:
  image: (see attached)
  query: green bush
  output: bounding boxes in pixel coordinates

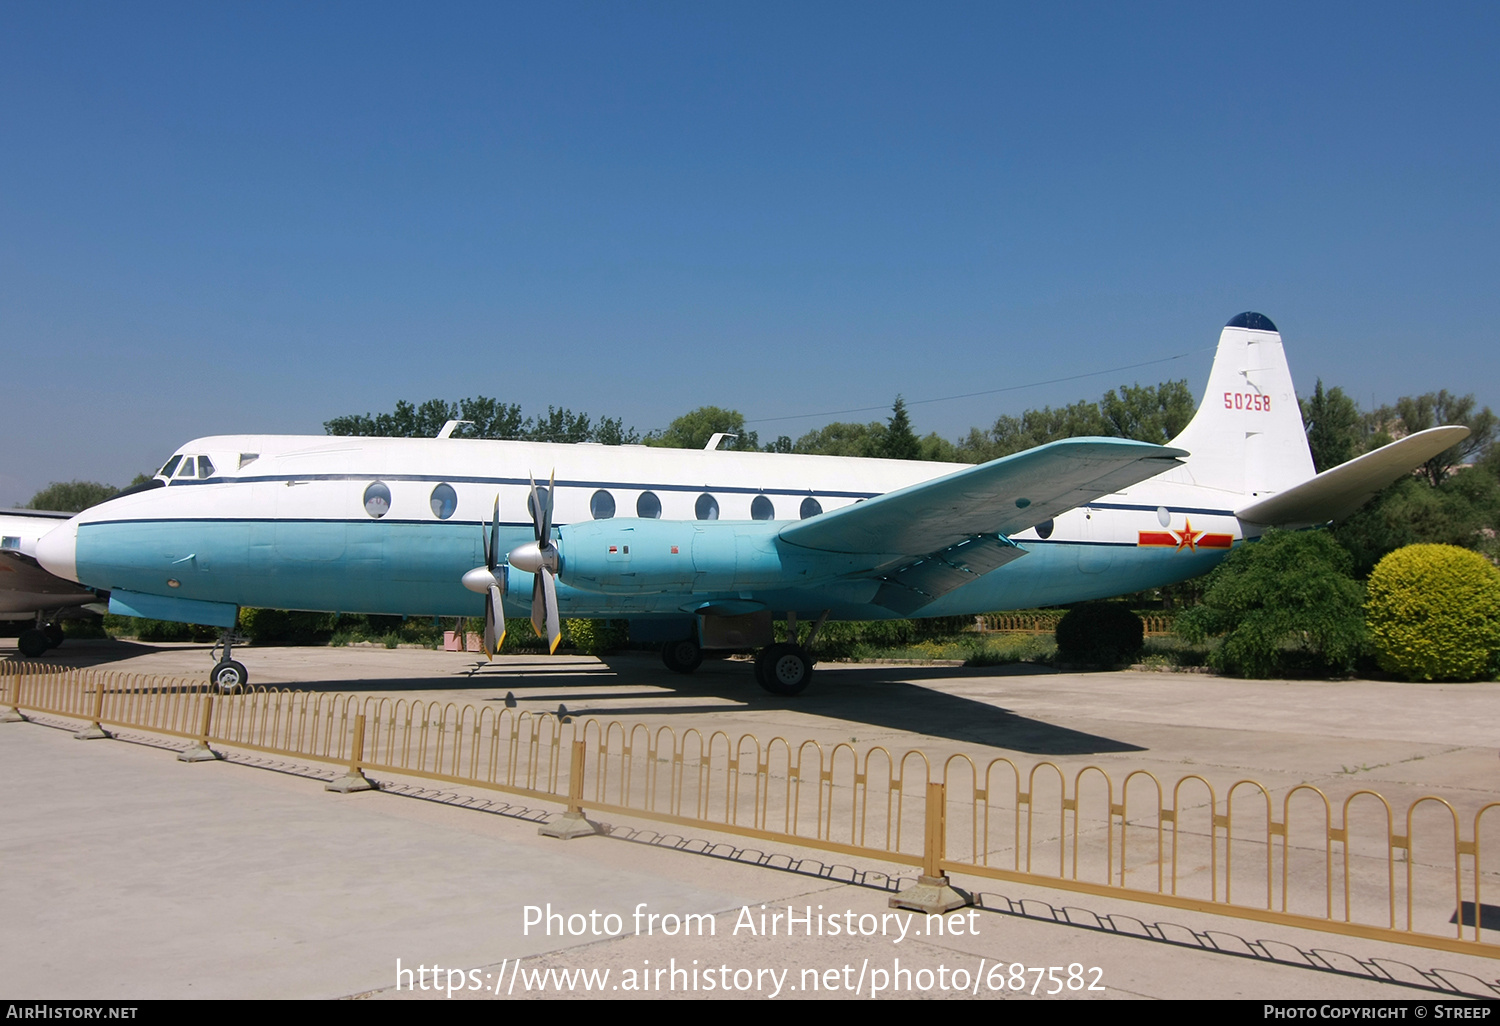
[563,619,630,656]
[238,608,338,646]
[1365,544,1500,681]
[1054,602,1144,666]
[102,614,218,642]
[1176,530,1367,678]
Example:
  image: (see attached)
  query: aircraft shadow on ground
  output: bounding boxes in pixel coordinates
[305,656,1143,756]
[7,645,1143,756]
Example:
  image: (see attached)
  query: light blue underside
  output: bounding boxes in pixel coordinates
[76,518,1230,623]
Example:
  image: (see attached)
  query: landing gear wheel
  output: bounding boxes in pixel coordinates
[18,629,49,659]
[756,643,813,696]
[43,623,65,648]
[661,638,703,674]
[212,660,249,694]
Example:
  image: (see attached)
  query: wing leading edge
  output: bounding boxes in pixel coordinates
[778,437,1187,614]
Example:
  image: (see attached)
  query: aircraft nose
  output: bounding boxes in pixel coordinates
[35,520,80,583]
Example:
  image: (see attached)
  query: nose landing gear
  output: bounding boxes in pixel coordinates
[210,629,250,694]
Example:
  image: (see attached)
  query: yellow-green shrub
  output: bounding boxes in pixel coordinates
[1366,544,1500,681]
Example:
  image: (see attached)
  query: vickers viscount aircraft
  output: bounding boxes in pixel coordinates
[0,510,105,657]
[32,313,1467,694]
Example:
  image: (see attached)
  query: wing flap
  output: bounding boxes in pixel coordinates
[1235,426,1470,528]
[872,534,1027,615]
[780,437,1186,556]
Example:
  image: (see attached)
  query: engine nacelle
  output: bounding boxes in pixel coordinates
[557,519,801,595]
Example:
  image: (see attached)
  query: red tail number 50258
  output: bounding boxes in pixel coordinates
[1224,392,1270,411]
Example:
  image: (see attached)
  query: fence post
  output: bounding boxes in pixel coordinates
[0,665,25,723]
[327,713,376,792]
[539,739,600,839]
[178,690,223,762]
[74,671,110,740]
[889,781,970,914]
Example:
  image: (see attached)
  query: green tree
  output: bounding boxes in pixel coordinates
[972,399,1111,460]
[26,481,119,513]
[880,396,921,460]
[646,407,760,450]
[1098,380,1196,445]
[1333,469,1500,575]
[1177,530,1368,677]
[1300,380,1365,472]
[325,396,636,443]
[794,421,885,457]
[1392,390,1497,486]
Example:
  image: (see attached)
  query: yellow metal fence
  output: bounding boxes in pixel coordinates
[3,661,1495,959]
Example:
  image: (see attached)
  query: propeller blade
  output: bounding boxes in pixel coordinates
[483,582,505,657]
[531,573,546,638]
[541,569,561,654]
[541,470,555,544]
[488,496,501,571]
[528,474,544,544]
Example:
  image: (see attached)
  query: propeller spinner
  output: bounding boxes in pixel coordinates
[460,496,506,658]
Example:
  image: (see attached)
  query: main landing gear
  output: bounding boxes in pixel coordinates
[210,629,249,694]
[17,614,65,659]
[660,609,827,697]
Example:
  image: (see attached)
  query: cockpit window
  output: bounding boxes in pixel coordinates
[175,458,198,479]
[197,456,215,479]
[159,455,183,479]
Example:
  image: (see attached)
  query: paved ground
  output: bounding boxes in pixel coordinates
[3,637,1499,1000]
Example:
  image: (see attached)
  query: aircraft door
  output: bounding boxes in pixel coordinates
[1076,507,1115,575]
[273,480,348,561]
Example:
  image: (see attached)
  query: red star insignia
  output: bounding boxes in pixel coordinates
[1174,518,1203,552]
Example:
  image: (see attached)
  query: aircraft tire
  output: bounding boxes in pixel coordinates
[756,644,812,696]
[661,638,703,674]
[18,629,50,659]
[43,623,65,648]
[212,659,250,694]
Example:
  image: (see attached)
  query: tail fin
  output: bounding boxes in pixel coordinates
[1167,312,1316,500]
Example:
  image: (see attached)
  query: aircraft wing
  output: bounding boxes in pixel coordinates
[1235,426,1471,529]
[779,437,1187,614]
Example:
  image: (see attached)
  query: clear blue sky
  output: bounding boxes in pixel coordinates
[2,1,1496,504]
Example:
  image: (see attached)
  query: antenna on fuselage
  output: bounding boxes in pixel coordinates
[437,420,474,439]
[705,433,738,451]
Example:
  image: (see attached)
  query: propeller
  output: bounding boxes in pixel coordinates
[507,471,562,654]
[460,496,506,658]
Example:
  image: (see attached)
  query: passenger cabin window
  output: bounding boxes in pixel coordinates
[695,493,719,520]
[1035,519,1054,540]
[636,491,661,519]
[1,536,19,551]
[800,496,822,519]
[590,490,615,520]
[750,494,774,520]
[430,483,457,520]
[363,482,392,518]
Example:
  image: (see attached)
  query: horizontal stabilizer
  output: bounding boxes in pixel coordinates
[782,437,1186,558]
[1234,426,1471,528]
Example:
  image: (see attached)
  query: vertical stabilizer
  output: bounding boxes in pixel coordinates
[1167,312,1315,500]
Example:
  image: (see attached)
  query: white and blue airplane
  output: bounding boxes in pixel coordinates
[31,313,1466,694]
